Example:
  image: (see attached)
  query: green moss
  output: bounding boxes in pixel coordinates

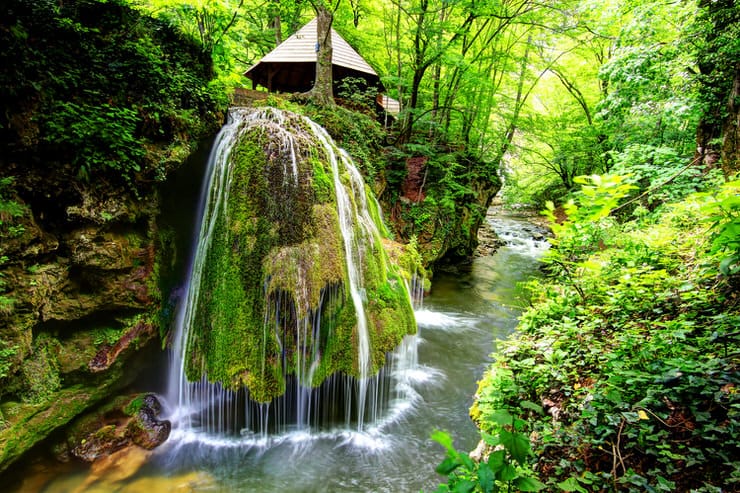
[313,298,359,381]
[0,340,19,381]
[311,157,334,203]
[265,205,345,314]
[186,127,298,399]
[0,380,123,473]
[366,187,392,239]
[366,272,416,369]
[20,335,61,405]
[183,108,420,402]
[124,395,145,416]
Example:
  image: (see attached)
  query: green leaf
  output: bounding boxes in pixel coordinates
[487,409,514,426]
[520,400,544,414]
[432,430,456,453]
[514,477,547,491]
[460,454,475,471]
[499,463,518,481]
[719,255,740,275]
[452,479,476,493]
[487,449,506,472]
[481,431,500,447]
[558,477,588,492]
[499,429,531,465]
[477,462,495,493]
[436,457,462,475]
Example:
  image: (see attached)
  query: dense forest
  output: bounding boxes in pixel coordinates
[0,0,739,491]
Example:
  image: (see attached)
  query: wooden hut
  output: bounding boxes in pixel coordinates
[244,18,381,94]
[244,18,400,118]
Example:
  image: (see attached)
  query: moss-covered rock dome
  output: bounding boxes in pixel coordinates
[175,107,419,404]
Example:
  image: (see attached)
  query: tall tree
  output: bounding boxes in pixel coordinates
[305,0,343,106]
[694,0,740,176]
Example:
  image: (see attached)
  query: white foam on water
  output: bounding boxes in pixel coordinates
[414,308,479,331]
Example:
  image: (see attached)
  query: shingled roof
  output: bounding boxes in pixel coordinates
[244,18,382,93]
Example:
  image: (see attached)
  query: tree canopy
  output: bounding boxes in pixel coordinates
[126,0,738,202]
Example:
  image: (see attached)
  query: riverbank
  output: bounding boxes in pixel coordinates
[467,185,740,491]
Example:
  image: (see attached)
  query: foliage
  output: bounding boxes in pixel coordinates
[336,76,379,113]
[0,177,25,229]
[475,175,740,492]
[303,103,386,178]
[128,0,282,86]
[0,254,14,316]
[432,424,546,493]
[699,178,740,275]
[0,340,19,381]
[502,0,702,206]
[596,4,698,155]
[692,0,740,174]
[92,327,126,347]
[0,0,225,186]
[45,102,146,182]
[608,145,716,209]
[543,174,635,268]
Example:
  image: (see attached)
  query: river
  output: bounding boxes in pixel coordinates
[9,208,548,493]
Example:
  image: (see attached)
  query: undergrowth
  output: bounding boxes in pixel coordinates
[448,175,740,492]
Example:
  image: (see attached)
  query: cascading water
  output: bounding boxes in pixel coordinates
[165,107,421,443]
[305,120,374,429]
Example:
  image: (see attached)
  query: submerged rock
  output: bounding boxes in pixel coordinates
[65,393,170,463]
[73,446,153,493]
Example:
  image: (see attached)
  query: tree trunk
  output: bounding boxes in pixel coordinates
[431,8,447,134]
[306,3,335,106]
[694,0,739,176]
[273,15,282,45]
[721,62,740,175]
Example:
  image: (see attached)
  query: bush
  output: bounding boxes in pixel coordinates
[1,0,225,186]
[475,175,740,492]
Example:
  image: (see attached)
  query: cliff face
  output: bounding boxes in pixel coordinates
[0,0,223,472]
[383,151,502,267]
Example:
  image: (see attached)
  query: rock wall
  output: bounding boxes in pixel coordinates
[383,151,502,268]
[0,0,223,473]
[0,176,165,473]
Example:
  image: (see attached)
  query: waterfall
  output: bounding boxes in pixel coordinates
[304,120,375,429]
[165,107,419,441]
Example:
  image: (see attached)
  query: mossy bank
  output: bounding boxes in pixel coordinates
[0,0,224,473]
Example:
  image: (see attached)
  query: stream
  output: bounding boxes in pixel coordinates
[11,208,548,493]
